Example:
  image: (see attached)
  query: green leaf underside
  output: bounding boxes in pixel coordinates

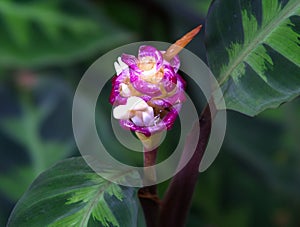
[206,0,300,116]
[7,157,142,227]
[0,1,133,67]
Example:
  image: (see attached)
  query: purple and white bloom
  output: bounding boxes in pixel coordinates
[113,96,155,127]
[110,45,186,137]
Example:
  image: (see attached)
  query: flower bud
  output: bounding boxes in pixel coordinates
[110,26,202,141]
[110,45,186,137]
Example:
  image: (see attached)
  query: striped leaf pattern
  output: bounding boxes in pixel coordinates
[7,158,144,227]
[205,0,300,116]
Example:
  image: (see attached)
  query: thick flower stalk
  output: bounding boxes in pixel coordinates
[110,26,202,150]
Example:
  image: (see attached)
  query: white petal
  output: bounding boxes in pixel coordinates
[114,96,155,127]
[127,97,148,111]
[114,62,122,75]
[121,83,131,97]
[131,115,144,126]
[118,57,128,70]
[142,109,154,126]
[113,105,130,119]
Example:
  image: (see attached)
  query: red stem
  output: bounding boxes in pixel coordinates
[158,104,214,227]
[138,147,160,227]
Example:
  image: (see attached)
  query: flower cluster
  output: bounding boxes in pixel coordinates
[109,45,186,137]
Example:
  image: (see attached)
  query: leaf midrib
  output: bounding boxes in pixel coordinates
[218,0,300,86]
[80,182,109,227]
[79,170,133,227]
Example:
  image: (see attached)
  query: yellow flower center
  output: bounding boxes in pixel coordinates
[138,61,155,71]
[138,57,164,84]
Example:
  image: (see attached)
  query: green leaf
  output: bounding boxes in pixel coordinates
[0,0,133,68]
[7,157,145,227]
[205,0,300,116]
[0,77,75,202]
[0,77,74,175]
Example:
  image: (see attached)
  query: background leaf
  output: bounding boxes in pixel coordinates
[0,0,133,68]
[7,157,145,227]
[188,101,300,226]
[0,76,74,200]
[205,0,300,116]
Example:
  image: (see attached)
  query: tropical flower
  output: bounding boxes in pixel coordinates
[110,25,201,139]
[110,45,186,137]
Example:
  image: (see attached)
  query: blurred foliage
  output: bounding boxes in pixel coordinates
[1,0,299,226]
[187,99,300,227]
[0,0,133,68]
[0,76,74,200]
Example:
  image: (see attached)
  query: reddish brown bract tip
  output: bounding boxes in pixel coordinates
[164,25,202,62]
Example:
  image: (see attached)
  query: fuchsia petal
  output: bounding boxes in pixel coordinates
[119,120,151,137]
[138,46,163,71]
[177,73,186,90]
[149,99,172,109]
[162,90,186,106]
[163,74,186,105]
[161,65,177,92]
[109,71,129,105]
[161,51,180,73]
[120,119,163,137]
[131,77,162,96]
[140,95,152,102]
[161,104,181,129]
[121,54,140,71]
[109,76,119,104]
